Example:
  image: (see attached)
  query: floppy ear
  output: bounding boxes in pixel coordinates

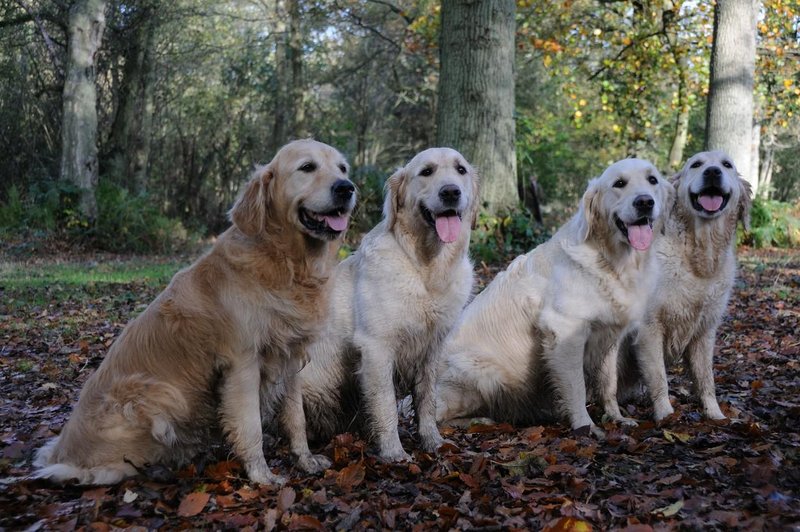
[737,176,753,231]
[578,179,600,241]
[383,168,407,231]
[230,165,273,237]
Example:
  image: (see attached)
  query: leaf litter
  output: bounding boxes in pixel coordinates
[0,248,798,529]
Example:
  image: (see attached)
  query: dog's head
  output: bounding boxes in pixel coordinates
[384,147,479,244]
[230,139,356,241]
[672,150,752,230]
[580,158,673,251]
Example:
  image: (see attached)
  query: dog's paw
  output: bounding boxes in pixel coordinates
[614,416,639,427]
[297,453,332,474]
[653,401,675,422]
[420,432,446,454]
[589,424,606,439]
[245,461,285,486]
[378,448,412,463]
[703,404,726,421]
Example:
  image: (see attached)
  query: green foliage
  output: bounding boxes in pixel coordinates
[741,198,800,248]
[347,166,387,237]
[0,180,200,254]
[92,181,198,254]
[470,208,551,264]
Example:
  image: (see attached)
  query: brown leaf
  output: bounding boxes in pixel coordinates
[336,461,366,491]
[205,460,240,480]
[277,486,296,512]
[544,516,593,531]
[289,514,324,530]
[177,491,210,517]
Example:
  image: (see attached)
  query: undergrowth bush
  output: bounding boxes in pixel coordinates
[741,198,800,248]
[470,208,551,264]
[0,180,200,253]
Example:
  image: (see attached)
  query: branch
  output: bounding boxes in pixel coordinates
[13,0,64,80]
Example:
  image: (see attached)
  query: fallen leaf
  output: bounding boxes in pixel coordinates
[177,491,210,517]
[336,461,366,491]
[652,500,684,517]
[277,486,296,512]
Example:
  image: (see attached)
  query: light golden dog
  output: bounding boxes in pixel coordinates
[436,158,673,436]
[280,148,479,471]
[622,150,751,421]
[33,139,356,484]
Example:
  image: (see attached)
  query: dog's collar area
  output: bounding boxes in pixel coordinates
[299,206,349,240]
[690,186,730,215]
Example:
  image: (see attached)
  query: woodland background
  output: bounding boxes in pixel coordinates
[0,0,799,252]
[1,0,799,530]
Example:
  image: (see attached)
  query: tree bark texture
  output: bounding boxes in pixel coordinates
[706,0,758,193]
[60,0,106,220]
[106,2,157,193]
[436,0,517,214]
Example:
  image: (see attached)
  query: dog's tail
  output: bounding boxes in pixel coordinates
[32,437,138,485]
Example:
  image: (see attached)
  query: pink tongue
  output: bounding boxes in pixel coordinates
[323,214,349,232]
[627,223,653,251]
[435,215,462,243]
[698,195,723,212]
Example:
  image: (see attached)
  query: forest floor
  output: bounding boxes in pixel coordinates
[0,244,798,530]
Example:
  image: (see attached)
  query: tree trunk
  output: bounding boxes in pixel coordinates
[287,0,306,137]
[436,0,517,215]
[60,0,107,221]
[706,0,758,193]
[271,1,288,153]
[105,2,157,193]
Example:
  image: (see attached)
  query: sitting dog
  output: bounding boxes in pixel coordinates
[33,139,356,484]
[280,147,479,471]
[621,150,751,421]
[436,158,673,436]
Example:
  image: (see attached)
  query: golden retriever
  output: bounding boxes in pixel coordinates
[436,158,673,436]
[279,147,479,471]
[33,139,356,484]
[621,150,751,421]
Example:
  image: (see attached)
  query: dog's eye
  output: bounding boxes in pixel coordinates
[648,175,658,185]
[456,165,467,175]
[299,162,317,172]
[420,167,434,177]
[613,179,626,188]
[690,161,702,169]
[338,164,347,174]
[722,160,733,169]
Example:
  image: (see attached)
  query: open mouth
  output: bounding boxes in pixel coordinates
[299,206,351,240]
[420,204,463,244]
[614,215,654,251]
[690,186,730,215]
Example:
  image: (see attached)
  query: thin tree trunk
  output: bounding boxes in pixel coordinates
[436,0,517,215]
[60,0,106,221]
[287,0,305,137]
[271,1,288,152]
[106,2,157,193]
[706,0,758,193]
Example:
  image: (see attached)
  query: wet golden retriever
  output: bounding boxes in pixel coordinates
[622,150,751,421]
[280,147,479,471]
[33,139,356,484]
[436,158,673,436]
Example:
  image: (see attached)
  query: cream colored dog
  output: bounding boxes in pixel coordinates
[624,150,751,421]
[436,158,673,435]
[33,139,356,484]
[280,147,479,471]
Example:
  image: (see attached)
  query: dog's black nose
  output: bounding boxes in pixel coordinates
[332,179,355,201]
[633,194,655,212]
[703,166,722,187]
[439,184,461,206]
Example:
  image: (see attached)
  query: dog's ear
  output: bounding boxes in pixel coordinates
[230,165,273,237]
[383,167,407,231]
[737,175,753,231]
[578,178,600,241]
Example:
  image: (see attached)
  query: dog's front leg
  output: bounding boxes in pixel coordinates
[546,327,603,437]
[599,339,638,426]
[636,321,674,422]
[281,364,333,473]
[414,346,445,453]
[686,329,725,420]
[221,353,285,485]
[356,334,410,462]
